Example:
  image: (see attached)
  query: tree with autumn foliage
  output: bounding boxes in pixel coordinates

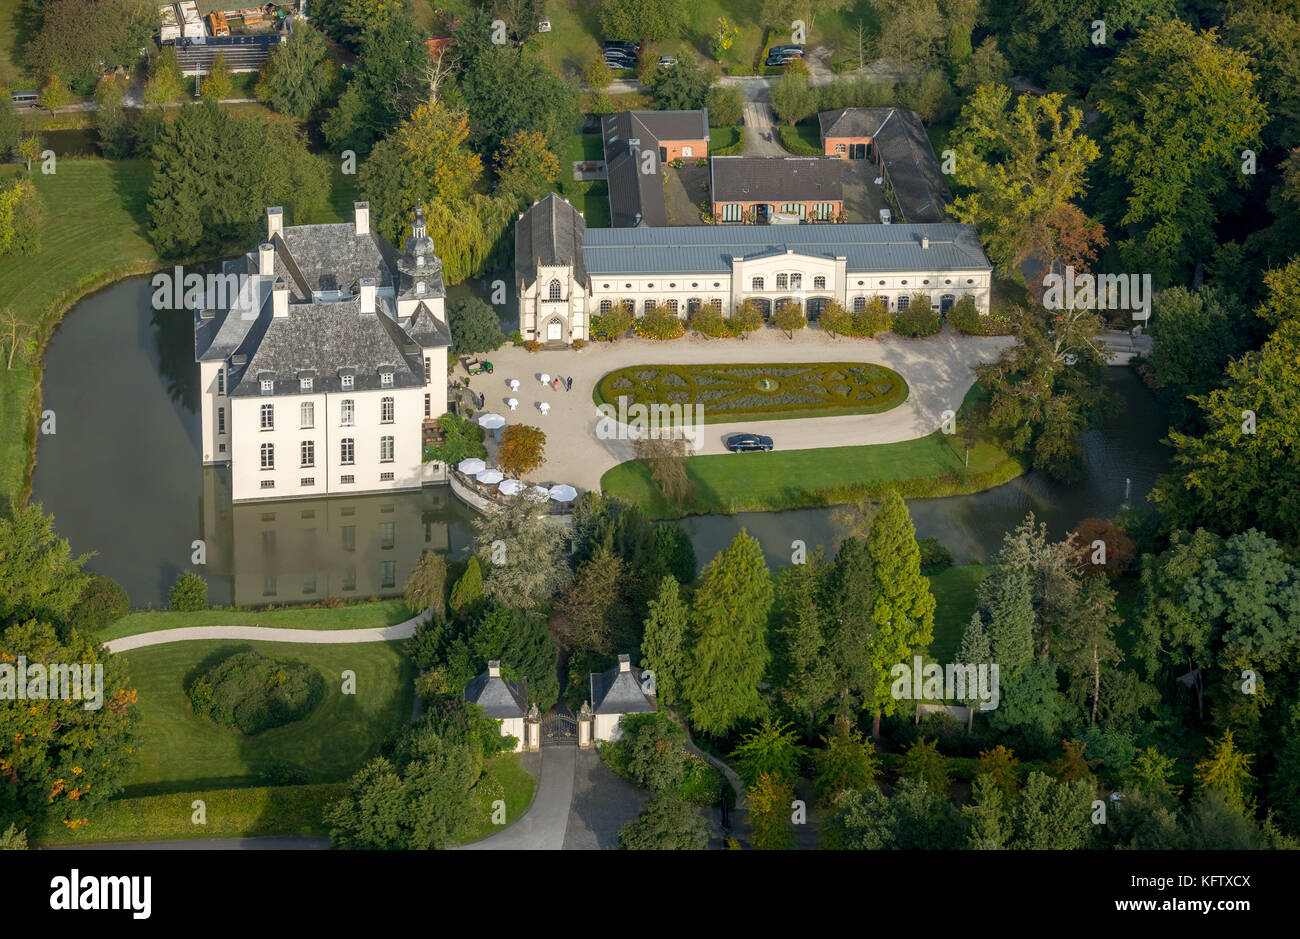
[496,424,546,479]
[495,130,561,209]
[747,772,796,850]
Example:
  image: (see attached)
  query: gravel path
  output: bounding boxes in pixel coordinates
[102,611,426,654]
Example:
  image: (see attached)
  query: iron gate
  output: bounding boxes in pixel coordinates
[541,712,578,745]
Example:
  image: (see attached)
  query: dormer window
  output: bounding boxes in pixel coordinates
[416,254,425,268]
[416,281,426,296]
[341,374,354,390]
[260,379,274,395]
[380,371,393,387]
[300,377,313,392]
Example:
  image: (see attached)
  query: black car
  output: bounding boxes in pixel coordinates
[766,53,801,67]
[604,51,638,68]
[769,44,804,56]
[724,433,775,452]
[604,40,639,52]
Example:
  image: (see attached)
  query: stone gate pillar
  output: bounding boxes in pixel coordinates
[526,703,541,752]
[577,701,594,749]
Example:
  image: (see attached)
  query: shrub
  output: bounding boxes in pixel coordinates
[772,301,807,338]
[509,329,524,346]
[449,297,506,355]
[634,304,686,340]
[591,303,632,340]
[918,537,953,575]
[892,301,942,337]
[731,299,764,338]
[689,303,732,338]
[523,339,542,353]
[169,571,208,612]
[705,84,744,125]
[78,574,130,630]
[947,296,1011,336]
[819,299,852,337]
[849,297,892,336]
[188,651,325,735]
[572,338,585,350]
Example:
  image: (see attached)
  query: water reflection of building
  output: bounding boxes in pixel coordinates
[200,466,454,607]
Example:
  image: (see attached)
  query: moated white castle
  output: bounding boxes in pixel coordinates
[194,203,450,503]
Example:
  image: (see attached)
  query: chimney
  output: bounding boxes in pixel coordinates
[359,277,376,314]
[266,206,283,240]
[354,201,370,236]
[272,278,288,317]
[618,654,631,673]
[921,236,930,249]
[488,660,501,678]
[258,241,274,277]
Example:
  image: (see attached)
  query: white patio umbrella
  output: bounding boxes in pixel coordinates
[457,457,486,475]
[509,379,520,392]
[477,413,506,430]
[548,484,578,502]
[526,485,552,501]
[507,398,519,411]
[538,402,551,416]
[498,478,526,496]
[476,469,504,485]
[540,373,550,386]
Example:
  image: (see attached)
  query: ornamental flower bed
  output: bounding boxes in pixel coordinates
[595,362,909,422]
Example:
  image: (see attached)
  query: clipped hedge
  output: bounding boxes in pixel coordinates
[188,651,325,735]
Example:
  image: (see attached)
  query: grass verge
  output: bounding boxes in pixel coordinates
[926,563,991,664]
[460,752,537,844]
[100,599,414,641]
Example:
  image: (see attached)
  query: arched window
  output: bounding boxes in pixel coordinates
[644,299,655,313]
[710,299,723,312]
[853,297,866,313]
[687,298,702,314]
[813,275,826,290]
[897,295,910,311]
[753,297,772,317]
[599,299,612,314]
[548,279,561,300]
[751,276,764,291]
[665,299,679,313]
[776,273,789,289]
[790,273,802,289]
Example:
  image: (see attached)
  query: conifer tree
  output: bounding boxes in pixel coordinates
[641,576,688,708]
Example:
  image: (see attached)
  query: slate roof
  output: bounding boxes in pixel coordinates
[710,156,844,204]
[464,667,528,720]
[601,111,707,229]
[515,193,587,288]
[273,223,397,300]
[590,660,657,716]
[580,223,991,275]
[817,107,951,223]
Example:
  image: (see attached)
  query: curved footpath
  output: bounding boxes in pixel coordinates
[101,610,426,654]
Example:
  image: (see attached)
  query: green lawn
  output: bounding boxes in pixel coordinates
[119,639,414,796]
[35,783,343,846]
[556,131,611,228]
[0,0,29,87]
[594,361,909,424]
[460,752,536,844]
[100,599,414,641]
[779,122,824,155]
[602,432,1024,518]
[709,124,744,156]
[926,563,991,664]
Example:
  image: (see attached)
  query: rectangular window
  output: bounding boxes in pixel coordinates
[217,369,225,395]
[217,407,226,434]
[380,471,395,481]
[260,442,274,469]
[260,479,275,489]
[260,403,274,430]
[340,438,354,465]
[380,436,394,463]
[342,525,356,552]
[379,522,395,549]
[260,379,273,395]
[300,401,314,428]
[814,275,826,290]
[340,474,355,484]
[341,374,354,390]
[751,276,764,290]
[790,273,802,289]
[380,561,396,589]
[380,397,394,423]
[301,440,315,467]
[300,477,314,486]
[776,274,788,289]
[380,372,393,387]
[424,357,431,384]
[218,443,226,453]
[300,377,312,393]
[853,296,866,313]
[342,566,357,591]
[341,399,354,426]
[682,146,693,157]
[424,394,431,419]
[897,295,910,310]
[722,203,742,222]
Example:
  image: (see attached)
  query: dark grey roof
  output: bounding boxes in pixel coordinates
[710,156,844,203]
[195,253,269,362]
[275,223,396,300]
[601,112,692,229]
[590,662,656,715]
[605,147,668,228]
[817,108,950,223]
[404,301,452,349]
[230,294,424,396]
[464,668,527,719]
[580,223,991,275]
[515,193,587,287]
[602,110,709,151]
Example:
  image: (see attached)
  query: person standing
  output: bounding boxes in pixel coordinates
[566,376,572,392]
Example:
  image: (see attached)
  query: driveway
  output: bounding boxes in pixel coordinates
[460,747,576,850]
[102,610,426,653]
[476,329,1013,493]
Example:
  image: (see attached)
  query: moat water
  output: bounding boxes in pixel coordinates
[33,275,1170,608]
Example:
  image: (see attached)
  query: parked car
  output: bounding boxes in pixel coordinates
[604,40,640,54]
[724,433,775,452]
[766,53,801,67]
[769,45,805,56]
[604,51,638,68]
[658,55,678,67]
